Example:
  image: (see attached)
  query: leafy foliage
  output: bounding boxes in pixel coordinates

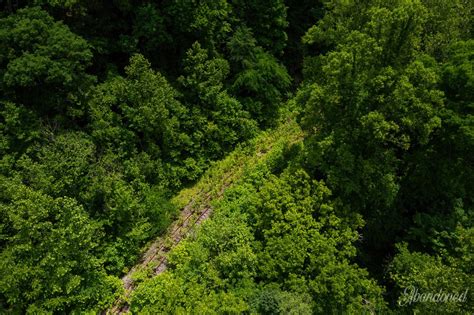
[0,7,94,118]
[0,178,121,313]
[298,0,473,311]
[131,157,387,314]
[230,0,288,55]
[178,42,258,162]
[0,0,472,313]
[89,54,190,187]
[228,27,292,126]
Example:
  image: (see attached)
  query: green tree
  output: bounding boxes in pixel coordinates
[89,53,192,187]
[0,7,94,118]
[390,231,473,314]
[398,40,474,240]
[250,284,313,315]
[0,179,121,313]
[249,169,386,313]
[227,27,292,126]
[229,0,288,55]
[165,0,232,54]
[0,102,40,175]
[178,42,257,161]
[11,131,176,275]
[421,0,473,59]
[299,1,445,247]
[14,131,95,199]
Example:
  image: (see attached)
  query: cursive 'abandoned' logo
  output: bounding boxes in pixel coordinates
[399,286,469,306]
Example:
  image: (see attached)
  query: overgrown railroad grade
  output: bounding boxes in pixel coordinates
[107,119,303,314]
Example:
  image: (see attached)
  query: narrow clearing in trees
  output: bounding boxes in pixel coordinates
[108,119,303,314]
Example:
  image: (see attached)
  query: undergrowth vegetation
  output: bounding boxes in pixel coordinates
[0,0,472,313]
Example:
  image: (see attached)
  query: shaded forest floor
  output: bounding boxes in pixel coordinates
[108,118,304,314]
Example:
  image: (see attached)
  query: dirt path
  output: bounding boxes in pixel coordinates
[109,185,229,314]
[107,120,303,314]
[110,197,213,314]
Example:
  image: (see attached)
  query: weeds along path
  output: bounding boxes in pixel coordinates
[108,119,303,314]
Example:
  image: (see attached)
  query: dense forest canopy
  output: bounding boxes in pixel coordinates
[0,0,472,313]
